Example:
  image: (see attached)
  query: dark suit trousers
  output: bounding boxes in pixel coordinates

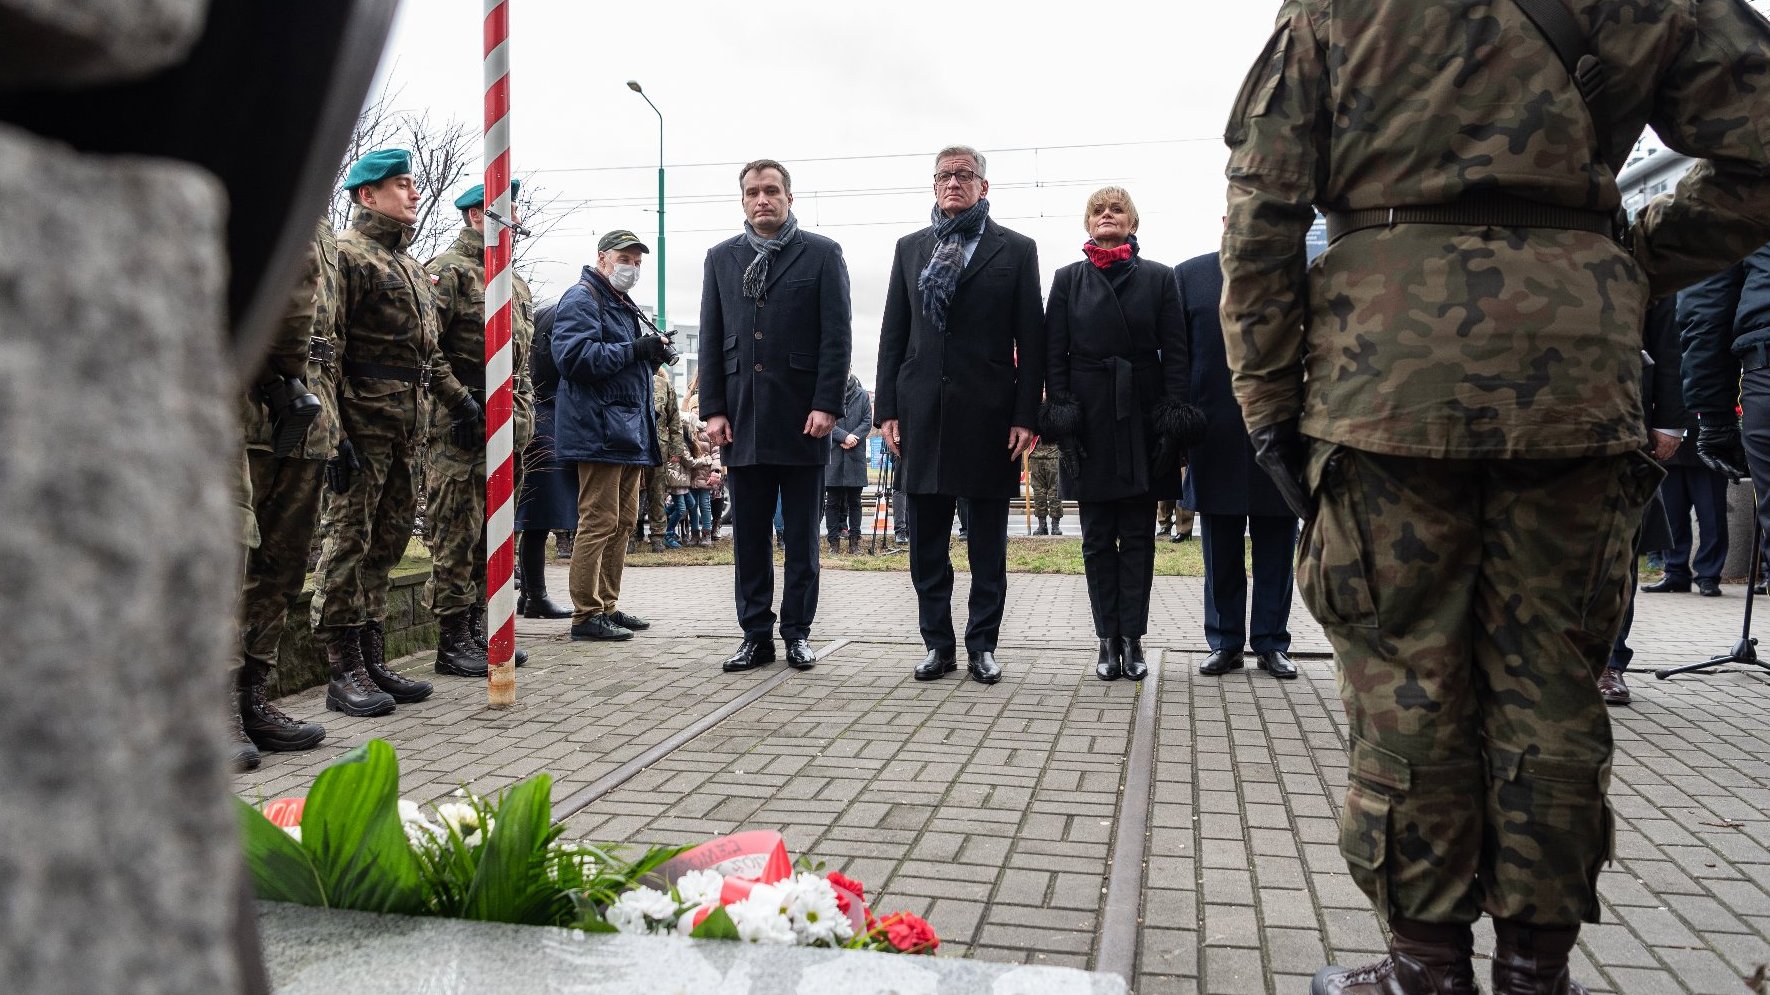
[1657,463,1730,583]
[727,464,824,641]
[907,494,1008,653]
[1201,514,1298,654]
[1079,499,1157,638]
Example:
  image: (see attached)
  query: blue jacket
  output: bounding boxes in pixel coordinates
[1681,242,1770,418]
[551,266,660,466]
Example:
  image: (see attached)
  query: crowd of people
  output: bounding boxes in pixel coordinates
[228,1,1770,988]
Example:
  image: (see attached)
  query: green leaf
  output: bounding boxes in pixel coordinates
[690,905,741,941]
[462,774,561,925]
[236,799,325,906]
[300,740,426,915]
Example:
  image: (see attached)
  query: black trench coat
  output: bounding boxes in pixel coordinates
[874,219,1045,500]
[1043,256,1190,503]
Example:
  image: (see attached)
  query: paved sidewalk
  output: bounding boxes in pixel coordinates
[237,563,1770,994]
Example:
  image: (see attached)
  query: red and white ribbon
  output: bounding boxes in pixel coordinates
[483,0,516,705]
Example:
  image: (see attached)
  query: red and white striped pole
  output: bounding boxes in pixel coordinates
[482,0,517,707]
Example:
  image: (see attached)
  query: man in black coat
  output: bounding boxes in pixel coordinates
[1176,252,1301,680]
[875,144,1044,684]
[700,159,853,673]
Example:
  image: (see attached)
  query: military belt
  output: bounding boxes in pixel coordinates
[1324,196,1619,246]
[308,336,336,363]
[342,359,423,383]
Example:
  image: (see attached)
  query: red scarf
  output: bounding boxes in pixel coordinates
[1083,240,1133,269]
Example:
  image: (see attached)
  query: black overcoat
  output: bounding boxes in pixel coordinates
[1043,255,1189,503]
[1176,252,1294,518]
[698,229,853,468]
[874,219,1044,499]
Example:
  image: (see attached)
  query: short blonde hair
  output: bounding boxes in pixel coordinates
[1083,186,1140,235]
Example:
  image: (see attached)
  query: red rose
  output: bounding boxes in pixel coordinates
[880,912,938,954]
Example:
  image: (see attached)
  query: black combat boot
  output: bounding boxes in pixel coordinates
[469,603,527,667]
[1035,517,1049,536]
[847,535,860,555]
[228,676,261,771]
[1050,516,1064,536]
[828,534,841,554]
[361,619,433,703]
[325,629,396,716]
[1311,919,1479,995]
[1491,920,1591,995]
[239,656,325,752]
[434,611,488,678]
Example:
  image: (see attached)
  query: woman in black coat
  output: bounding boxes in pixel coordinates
[514,301,579,618]
[1041,187,1202,681]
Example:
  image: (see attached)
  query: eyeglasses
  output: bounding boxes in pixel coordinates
[933,170,981,186]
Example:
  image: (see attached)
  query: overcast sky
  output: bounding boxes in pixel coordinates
[369,0,1275,385]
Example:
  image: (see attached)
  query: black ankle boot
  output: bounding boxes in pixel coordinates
[1095,638,1121,681]
[1120,637,1148,681]
[228,677,261,771]
[325,629,395,716]
[1311,918,1479,994]
[435,612,488,678]
[240,656,325,751]
[1491,920,1590,995]
[361,620,433,703]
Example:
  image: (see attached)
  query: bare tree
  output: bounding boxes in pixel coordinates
[329,82,475,261]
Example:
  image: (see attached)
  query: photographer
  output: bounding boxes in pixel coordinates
[553,229,672,641]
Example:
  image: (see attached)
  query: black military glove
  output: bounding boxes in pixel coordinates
[325,438,360,495]
[1249,420,1313,520]
[634,332,673,367]
[1695,418,1750,481]
[448,396,484,450]
[256,374,321,458]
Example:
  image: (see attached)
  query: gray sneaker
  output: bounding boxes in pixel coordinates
[570,614,633,641]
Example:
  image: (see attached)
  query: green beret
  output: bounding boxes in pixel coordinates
[453,179,521,211]
[342,148,412,191]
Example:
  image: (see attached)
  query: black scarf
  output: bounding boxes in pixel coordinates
[917,197,990,332]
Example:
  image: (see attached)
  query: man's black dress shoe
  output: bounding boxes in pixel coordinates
[722,637,776,673]
[1697,578,1722,597]
[967,650,1003,685]
[1198,649,1244,676]
[914,648,957,681]
[785,639,816,670]
[1095,638,1121,681]
[1257,649,1299,680]
[1641,577,1690,593]
[1121,637,1149,681]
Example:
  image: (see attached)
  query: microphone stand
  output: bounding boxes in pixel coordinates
[1655,515,1770,681]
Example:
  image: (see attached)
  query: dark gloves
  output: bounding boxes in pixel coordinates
[325,438,360,495]
[448,396,484,450]
[1249,420,1312,520]
[1695,417,1749,481]
[634,332,674,367]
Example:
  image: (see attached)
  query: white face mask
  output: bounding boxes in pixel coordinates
[609,263,640,293]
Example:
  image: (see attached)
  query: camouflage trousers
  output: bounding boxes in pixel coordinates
[644,465,671,536]
[310,434,418,641]
[425,437,484,619]
[242,452,325,665]
[1299,444,1660,927]
[1029,458,1062,519]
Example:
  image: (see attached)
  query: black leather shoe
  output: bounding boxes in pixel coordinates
[570,614,633,641]
[967,650,1003,685]
[1171,532,1192,544]
[723,637,777,672]
[1697,578,1722,597]
[1198,649,1245,676]
[785,639,816,670]
[513,647,529,668]
[1121,637,1149,681]
[1641,577,1690,593]
[1258,649,1299,680]
[519,592,573,619]
[608,609,652,630]
[1095,638,1122,681]
[914,648,957,681]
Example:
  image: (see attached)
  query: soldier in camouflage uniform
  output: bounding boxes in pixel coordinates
[642,365,687,551]
[1220,3,1770,993]
[425,182,536,676]
[1027,438,1061,534]
[309,149,442,718]
[235,218,344,760]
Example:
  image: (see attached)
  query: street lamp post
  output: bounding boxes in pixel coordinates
[626,80,665,328]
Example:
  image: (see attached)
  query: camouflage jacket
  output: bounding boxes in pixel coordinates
[654,366,686,463]
[333,206,440,443]
[424,226,535,449]
[1222,0,1770,459]
[243,218,344,459]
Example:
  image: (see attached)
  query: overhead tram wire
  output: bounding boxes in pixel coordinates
[521,136,1219,177]
[540,174,1153,213]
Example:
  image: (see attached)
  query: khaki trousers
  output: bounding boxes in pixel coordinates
[570,462,642,622]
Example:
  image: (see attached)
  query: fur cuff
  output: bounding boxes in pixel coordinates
[1153,397,1208,449]
[1038,392,1083,442]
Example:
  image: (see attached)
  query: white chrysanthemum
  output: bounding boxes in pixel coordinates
[436,801,493,839]
[606,886,680,935]
[725,889,796,945]
[674,870,724,909]
[779,873,852,945]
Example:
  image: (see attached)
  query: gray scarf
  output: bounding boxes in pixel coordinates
[741,212,800,299]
